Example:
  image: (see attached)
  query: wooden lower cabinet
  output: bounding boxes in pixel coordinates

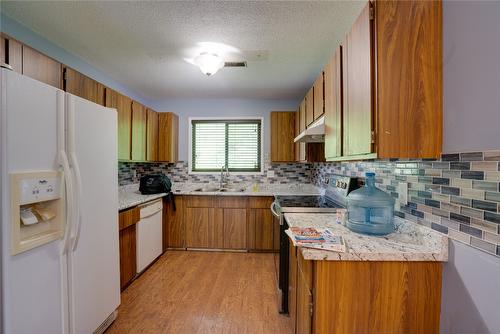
[289,244,298,333]
[118,207,140,290]
[289,246,443,334]
[223,208,247,249]
[119,225,136,290]
[247,196,278,252]
[247,208,274,251]
[185,207,224,249]
[297,273,313,334]
[296,251,313,334]
[163,195,184,249]
[179,195,276,252]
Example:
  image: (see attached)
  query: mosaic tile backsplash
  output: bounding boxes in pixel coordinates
[311,150,500,258]
[118,150,500,258]
[118,161,312,186]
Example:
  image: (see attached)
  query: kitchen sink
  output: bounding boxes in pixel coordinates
[193,186,246,193]
[193,186,220,192]
[219,187,246,193]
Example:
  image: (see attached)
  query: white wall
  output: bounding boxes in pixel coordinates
[152,98,299,162]
[441,240,500,334]
[441,1,500,333]
[443,0,500,153]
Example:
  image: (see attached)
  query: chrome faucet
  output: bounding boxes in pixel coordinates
[220,165,229,189]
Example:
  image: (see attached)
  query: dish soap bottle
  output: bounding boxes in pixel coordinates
[346,172,395,235]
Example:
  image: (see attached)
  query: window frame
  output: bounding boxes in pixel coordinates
[188,117,264,175]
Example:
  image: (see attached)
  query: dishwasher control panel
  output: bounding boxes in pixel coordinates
[139,199,163,218]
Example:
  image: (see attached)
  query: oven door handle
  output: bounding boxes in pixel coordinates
[270,201,280,218]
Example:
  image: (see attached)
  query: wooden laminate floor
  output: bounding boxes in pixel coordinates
[106,251,292,334]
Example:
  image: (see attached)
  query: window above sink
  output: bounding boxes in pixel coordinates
[188,117,264,174]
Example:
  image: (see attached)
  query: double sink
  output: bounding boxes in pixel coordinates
[193,186,246,193]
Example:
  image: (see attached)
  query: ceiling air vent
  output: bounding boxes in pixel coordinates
[224,61,247,68]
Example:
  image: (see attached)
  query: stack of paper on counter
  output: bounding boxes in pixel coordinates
[285,226,346,252]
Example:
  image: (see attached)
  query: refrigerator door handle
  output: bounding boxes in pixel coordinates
[66,94,83,251]
[70,152,83,251]
[60,150,74,255]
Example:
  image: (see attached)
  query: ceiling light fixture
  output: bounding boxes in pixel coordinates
[193,52,225,76]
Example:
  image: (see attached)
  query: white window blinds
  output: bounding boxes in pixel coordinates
[192,120,262,172]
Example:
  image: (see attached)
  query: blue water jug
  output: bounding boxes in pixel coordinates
[346,172,395,235]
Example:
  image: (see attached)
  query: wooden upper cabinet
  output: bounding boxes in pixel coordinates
[64,67,105,105]
[106,88,132,160]
[0,35,5,65]
[305,87,314,127]
[295,109,300,162]
[158,112,179,163]
[146,109,159,161]
[324,46,343,160]
[299,99,306,132]
[298,100,307,162]
[271,111,296,162]
[336,0,442,160]
[131,101,147,161]
[22,46,62,89]
[313,72,324,121]
[375,0,442,158]
[1,36,22,73]
[342,2,374,157]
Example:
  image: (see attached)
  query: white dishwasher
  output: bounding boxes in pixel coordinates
[136,199,163,273]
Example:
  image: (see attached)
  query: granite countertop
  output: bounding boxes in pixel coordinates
[284,213,448,262]
[119,184,167,211]
[119,182,323,211]
[171,182,323,197]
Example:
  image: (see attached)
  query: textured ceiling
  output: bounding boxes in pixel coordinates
[1,1,364,101]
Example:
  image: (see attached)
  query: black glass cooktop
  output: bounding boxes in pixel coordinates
[275,195,342,209]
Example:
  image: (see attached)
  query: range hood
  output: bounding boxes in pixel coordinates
[294,116,325,143]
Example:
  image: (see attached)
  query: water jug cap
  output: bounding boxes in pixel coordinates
[366,172,375,177]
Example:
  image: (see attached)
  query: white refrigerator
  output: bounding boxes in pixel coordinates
[0,68,121,334]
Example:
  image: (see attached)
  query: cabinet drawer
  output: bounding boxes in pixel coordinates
[119,207,140,231]
[217,196,247,208]
[184,195,215,208]
[247,196,274,209]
